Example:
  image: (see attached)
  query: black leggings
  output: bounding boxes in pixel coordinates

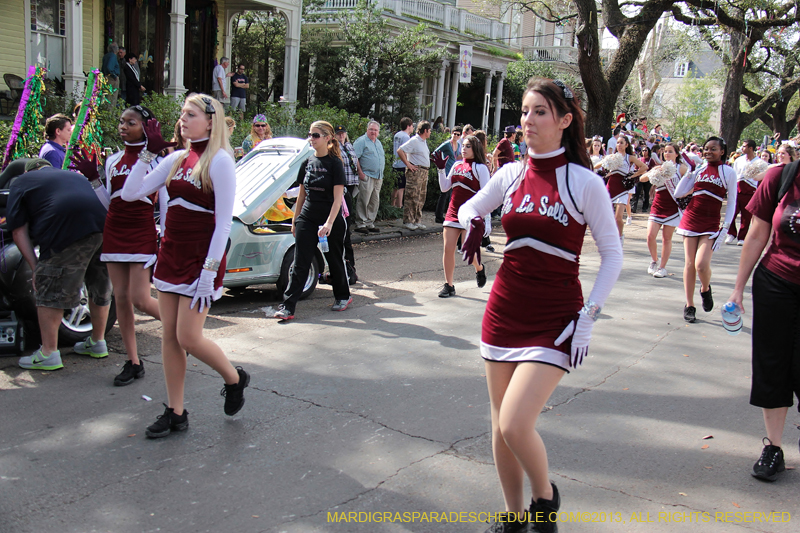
[283,214,350,312]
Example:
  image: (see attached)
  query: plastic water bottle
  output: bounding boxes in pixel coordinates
[721,302,742,336]
[318,235,329,253]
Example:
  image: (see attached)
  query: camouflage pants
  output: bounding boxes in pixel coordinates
[403,167,429,224]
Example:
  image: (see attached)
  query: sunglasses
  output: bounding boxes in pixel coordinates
[254,124,267,128]
[308,132,323,139]
[453,132,461,136]
[201,97,215,115]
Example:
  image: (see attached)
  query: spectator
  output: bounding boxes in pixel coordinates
[123,52,145,106]
[432,116,445,132]
[212,57,231,101]
[492,126,516,172]
[517,127,527,158]
[38,114,73,169]
[241,114,272,154]
[433,126,462,223]
[397,121,432,230]
[101,43,121,109]
[117,46,128,103]
[225,117,236,137]
[353,121,385,233]
[392,117,414,209]
[7,160,111,371]
[230,64,249,118]
[334,124,360,282]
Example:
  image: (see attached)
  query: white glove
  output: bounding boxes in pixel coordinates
[711,229,728,252]
[554,312,595,368]
[191,269,217,313]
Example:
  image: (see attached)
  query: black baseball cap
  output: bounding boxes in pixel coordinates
[334,125,347,134]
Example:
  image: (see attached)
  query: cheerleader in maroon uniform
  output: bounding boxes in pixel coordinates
[122,94,249,438]
[675,136,737,323]
[75,106,168,386]
[639,142,687,278]
[434,135,490,297]
[459,79,623,533]
[596,133,647,242]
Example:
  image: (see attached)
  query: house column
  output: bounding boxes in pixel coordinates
[433,60,446,120]
[63,0,84,95]
[281,7,302,103]
[224,11,238,62]
[482,70,494,131]
[493,71,505,135]
[447,61,459,128]
[165,0,187,98]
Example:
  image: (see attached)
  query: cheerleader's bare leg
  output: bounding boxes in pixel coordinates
[645,221,661,263]
[695,236,714,292]
[108,263,161,365]
[682,236,699,307]
[158,292,240,415]
[613,204,625,236]
[659,226,675,269]
[442,227,461,286]
[486,360,565,512]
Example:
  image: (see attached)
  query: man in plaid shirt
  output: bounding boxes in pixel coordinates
[334,125,361,283]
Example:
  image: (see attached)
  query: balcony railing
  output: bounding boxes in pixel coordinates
[522,46,578,64]
[319,0,510,41]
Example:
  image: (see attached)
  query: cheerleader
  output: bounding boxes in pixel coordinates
[121,94,249,438]
[675,136,737,323]
[633,145,660,212]
[639,143,687,278]
[588,136,604,166]
[595,133,648,242]
[459,78,622,533]
[73,105,167,386]
[435,135,490,297]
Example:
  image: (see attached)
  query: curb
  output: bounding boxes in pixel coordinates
[350,225,443,244]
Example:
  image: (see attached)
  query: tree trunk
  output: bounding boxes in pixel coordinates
[719,30,747,149]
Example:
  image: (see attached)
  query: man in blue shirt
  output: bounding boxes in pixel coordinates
[38,114,73,170]
[353,121,385,232]
[101,43,121,108]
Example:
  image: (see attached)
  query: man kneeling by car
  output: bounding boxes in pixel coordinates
[6,159,111,370]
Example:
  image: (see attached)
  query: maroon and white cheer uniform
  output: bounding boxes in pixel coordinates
[606,153,635,205]
[121,139,236,301]
[648,165,682,227]
[438,159,490,230]
[459,148,622,370]
[101,142,167,266]
[676,160,737,237]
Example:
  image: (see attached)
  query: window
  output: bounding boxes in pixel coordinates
[674,61,690,78]
[30,0,65,78]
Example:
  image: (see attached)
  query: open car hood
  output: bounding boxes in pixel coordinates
[233,137,312,225]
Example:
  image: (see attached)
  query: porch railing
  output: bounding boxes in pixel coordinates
[522,46,578,64]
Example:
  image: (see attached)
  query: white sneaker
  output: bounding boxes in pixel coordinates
[737,240,744,246]
[724,234,736,245]
[647,261,658,275]
[653,267,668,278]
[620,235,625,247]
[416,224,427,230]
[625,217,632,225]
[404,223,418,230]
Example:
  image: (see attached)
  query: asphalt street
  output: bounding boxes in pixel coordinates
[1,211,798,533]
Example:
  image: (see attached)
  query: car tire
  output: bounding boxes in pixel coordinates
[57,288,118,345]
[276,248,319,301]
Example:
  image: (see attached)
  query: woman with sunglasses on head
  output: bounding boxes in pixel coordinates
[596,133,648,243]
[674,136,737,323]
[242,115,272,154]
[70,105,167,386]
[270,121,351,320]
[459,78,622,533]
[639,142,687,278]
[434,135,489,298]
[121,94,249,438]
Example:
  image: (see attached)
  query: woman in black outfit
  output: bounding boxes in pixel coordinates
[271,121,351,320]
[123,53,145,106]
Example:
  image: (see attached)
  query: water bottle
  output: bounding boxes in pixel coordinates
[318,235,329,253]
[721,302,742,336]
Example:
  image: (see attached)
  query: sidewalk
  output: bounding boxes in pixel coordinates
[350,211,447,243]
